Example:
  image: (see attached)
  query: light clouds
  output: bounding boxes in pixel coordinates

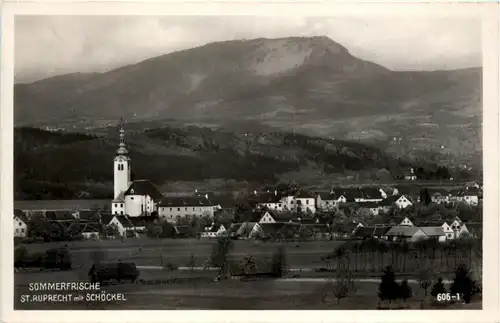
[15,16,481,83]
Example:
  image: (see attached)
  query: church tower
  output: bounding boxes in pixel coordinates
[114,118,131,199]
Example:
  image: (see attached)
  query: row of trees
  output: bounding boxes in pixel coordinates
[323,236,481,274]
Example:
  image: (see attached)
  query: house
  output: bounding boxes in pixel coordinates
[354,226,390,240]
[294,190,316,214]
[158,196,216,221]
[460,187,480,206]
[106,215,154,237]
[200,224,227,238]
[258,211,276,224]
[358,187,385,202]
[403,168,417,180]
[419,226,446,242]
[428,188,450,204]
[80,223,102,240]
[356,201,380,215]
[399,216,415,227]
[315,192,339,210]
[14,209,28,238]
[235,222,261,239]
[329,188,364,203]
[254,192,285,211]
[378,194,413,211]
[385,226,427,242]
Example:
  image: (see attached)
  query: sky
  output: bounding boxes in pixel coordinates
[15,16,482,83]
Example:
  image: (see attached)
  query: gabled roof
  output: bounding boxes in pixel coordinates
[295,190,315,199]
[78,210,100,221]
[379,194,411,207]
[419,226,445,236]
[359,187,384,199]
[14,209,28,223]
[45,210,75,221]
[114,215,134,228]
[124,179,163,200]
[112,192,125,203]
[330,188,363,201]
[81,222,102,233]
[159,196,214,207]
[386,226,421,237]
[236,222,258,236]
[254,192,281,203]
[101,213,115,226]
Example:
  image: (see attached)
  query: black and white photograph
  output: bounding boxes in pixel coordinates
[2,2,499,318]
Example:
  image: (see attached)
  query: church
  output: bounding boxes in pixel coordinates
[110,119,217,220]
[111,119,163,217]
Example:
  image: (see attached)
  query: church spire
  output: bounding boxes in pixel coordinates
[116,117,129,155]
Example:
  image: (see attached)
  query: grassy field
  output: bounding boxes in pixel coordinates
[18,238,475,277]
[14,273,481,310]
[14,238,482,310]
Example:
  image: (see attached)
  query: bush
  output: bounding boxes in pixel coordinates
[450,264,479,303]
[430,277,447,297]
[378,266,399,307]
[14,245,29,267]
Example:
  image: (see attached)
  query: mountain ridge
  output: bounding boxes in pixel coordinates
[14,36,482,166]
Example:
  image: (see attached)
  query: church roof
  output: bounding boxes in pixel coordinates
[124,180,163,200]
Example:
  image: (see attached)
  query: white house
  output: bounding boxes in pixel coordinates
[419,226,447,243]
[158,196,216,222]
[258,211,276,224]
[378,194,413,211]
[255,192,285,211]
[200,224,227,238]
[111,120,163,217]
[399,217,414,227]
[294,191,316,214]
[14,209,28,238]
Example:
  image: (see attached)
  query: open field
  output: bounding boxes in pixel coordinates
[14,272,480,310]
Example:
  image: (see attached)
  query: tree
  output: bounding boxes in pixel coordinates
[398,280,412,307]
[420,188,431,205]
[418,267,433,299]
[211,235,233,280]
[430,277,447,297]
[152,226,163,241]
[378,266,399,309]
[450,264,478,303]
[241,255,258,274]
[105,224,120,238]
[325,269,357,305]
[271,245,288,277]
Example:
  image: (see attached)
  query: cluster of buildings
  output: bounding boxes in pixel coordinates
[13,120,482,242]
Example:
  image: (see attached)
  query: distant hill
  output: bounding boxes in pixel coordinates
[14,36,482,166]
[14,125,474,200]
[14,125,408,200]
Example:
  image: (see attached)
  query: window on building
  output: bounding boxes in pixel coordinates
[185,208,188,211]
[121,211,123,215]
[21,228,25,233]
[131,197,134,200]
[121,203,123,207]
[170,208,172,211]
[177,208,180,211]
[115,204,118,207]
[141,205,144,213]
[193,207,195,211]
[306,200,309,204]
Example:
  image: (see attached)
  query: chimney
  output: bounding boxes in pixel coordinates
[274,190,277,196]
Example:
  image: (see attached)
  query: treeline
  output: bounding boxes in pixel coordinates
[15,125,458,199]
